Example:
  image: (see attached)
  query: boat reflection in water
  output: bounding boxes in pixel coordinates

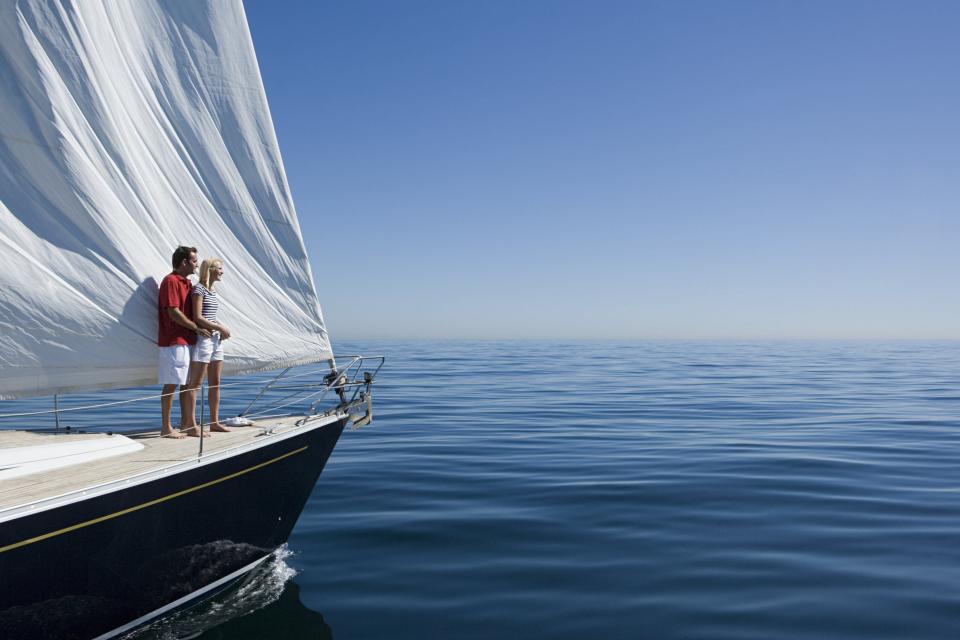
[124,546,332,640]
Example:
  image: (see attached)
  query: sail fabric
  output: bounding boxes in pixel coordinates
[0,0,331,399]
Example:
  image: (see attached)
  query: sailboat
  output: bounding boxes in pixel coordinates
[0,1,378,638]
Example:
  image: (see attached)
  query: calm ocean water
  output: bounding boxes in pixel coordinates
[5,340,960,638]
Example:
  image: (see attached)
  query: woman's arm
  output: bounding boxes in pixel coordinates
[192,292,218,332]
[193,290,231,338]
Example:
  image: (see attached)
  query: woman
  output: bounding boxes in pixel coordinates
[184,257,232,434]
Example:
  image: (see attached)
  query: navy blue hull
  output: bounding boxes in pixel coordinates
[0,418,347,640]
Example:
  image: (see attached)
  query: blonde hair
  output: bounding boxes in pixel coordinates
[199,258,223,290]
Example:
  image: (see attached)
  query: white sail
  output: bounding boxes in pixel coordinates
[0,0,331,399]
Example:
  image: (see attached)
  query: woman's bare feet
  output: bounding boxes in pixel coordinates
[180,426,210,438]
[209,422,231,432]
[161,428,185,439]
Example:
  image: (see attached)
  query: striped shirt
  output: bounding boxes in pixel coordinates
[192,283,219,323]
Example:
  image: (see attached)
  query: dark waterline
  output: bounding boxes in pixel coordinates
[5,341,960,638]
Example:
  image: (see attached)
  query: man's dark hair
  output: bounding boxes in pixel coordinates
[171,245,197,269]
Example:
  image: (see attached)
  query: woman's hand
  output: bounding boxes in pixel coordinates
[219,325,232,340]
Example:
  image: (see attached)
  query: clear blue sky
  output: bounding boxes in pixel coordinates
[245,0,959,341]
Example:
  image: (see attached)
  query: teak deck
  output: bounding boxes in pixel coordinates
[0,417,305,512]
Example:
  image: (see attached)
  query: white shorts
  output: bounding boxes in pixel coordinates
[192,332,224,363]
[158,345,190,385]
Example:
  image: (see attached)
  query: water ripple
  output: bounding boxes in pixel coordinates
[6,340,960,638]
[288,340,960,639]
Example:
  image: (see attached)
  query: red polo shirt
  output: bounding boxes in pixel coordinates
[158,273,196,346]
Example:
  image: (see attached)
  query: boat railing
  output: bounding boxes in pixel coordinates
[240,355,385,429]
[0,354,385,456]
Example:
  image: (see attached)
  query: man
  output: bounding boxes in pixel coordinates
[158,245,211,438]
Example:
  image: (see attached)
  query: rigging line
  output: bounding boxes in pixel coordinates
[243,385,336,420]
[0,361,348,419]
[241,359,366,418]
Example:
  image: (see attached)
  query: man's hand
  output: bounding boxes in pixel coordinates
[166,307,210,338]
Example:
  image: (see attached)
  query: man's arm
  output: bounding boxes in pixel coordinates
[166,307,211,338]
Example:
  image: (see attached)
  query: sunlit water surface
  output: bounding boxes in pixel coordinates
[6,341,960,639]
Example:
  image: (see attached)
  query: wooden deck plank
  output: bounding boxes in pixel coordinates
[0,417,305,511]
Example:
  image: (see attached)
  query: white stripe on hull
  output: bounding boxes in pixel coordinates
[92,554,271,640]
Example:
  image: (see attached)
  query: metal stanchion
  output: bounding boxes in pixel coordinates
[198,381,205,458]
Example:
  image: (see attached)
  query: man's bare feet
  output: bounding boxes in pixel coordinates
[180,426,210,438]
[161,428,185,439]
[210,422,231,432]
